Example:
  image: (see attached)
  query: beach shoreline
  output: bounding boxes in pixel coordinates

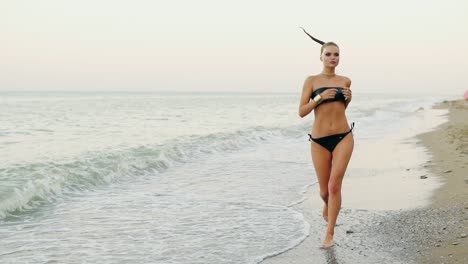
[260,99,467,264]
[416,100,468,262]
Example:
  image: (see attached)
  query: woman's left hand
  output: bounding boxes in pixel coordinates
[343,87,352,101]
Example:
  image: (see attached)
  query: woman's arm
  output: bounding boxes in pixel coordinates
[343,77,352,108]
[298,76,320,118]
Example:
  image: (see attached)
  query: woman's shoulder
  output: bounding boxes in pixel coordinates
[304,75,320,81]
[304,75,322,86]
[302,75,318,89]
[338,75,351,82]
[335,75,351,87]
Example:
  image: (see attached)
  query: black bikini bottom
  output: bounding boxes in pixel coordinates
[308,122,355,153]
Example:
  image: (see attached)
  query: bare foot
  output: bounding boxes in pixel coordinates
[319,233,334,249]
[322,204,328,222]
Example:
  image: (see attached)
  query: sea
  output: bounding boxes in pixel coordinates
[0,91,457,263]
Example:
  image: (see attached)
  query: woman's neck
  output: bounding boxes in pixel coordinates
[320,67,336,76]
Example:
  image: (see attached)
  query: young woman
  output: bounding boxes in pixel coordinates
[298,28,354,249]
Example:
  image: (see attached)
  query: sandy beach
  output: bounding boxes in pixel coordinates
[260,99,467,264]
[416,100,468,263]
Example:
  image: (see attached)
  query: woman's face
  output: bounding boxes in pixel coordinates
[320,45,340,68]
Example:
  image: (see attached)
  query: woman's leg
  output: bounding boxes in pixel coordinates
[322,134,354,248]
[311,142,332,222]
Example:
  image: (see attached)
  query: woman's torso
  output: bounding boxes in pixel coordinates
[310,76,350,137]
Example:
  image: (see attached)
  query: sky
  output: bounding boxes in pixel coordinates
[1,0,467,94]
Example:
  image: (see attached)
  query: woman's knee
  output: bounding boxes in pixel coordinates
[328,181,342,195]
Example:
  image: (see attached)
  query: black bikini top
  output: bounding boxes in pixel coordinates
[311,87,346,104]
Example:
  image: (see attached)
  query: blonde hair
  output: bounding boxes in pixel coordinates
[321,42,339,54]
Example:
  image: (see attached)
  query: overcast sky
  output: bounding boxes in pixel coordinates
[1,0,467,94]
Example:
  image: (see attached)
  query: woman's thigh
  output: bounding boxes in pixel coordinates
[330,134,354,186]
[311,142,332,192]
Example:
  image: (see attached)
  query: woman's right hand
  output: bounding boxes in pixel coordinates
[319,89,337,100]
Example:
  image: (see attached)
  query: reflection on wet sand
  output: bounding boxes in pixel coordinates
[324,246,338,264]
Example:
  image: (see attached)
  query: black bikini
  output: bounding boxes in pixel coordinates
[308,123,354,152]
[311,87,347,104]
[307,87,354,153]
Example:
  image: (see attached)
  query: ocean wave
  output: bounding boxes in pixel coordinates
[0,124,305,219]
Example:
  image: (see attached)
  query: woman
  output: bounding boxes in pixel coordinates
[298,28,354,249]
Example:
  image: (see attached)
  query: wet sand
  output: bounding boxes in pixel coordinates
[260,100,467,264]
